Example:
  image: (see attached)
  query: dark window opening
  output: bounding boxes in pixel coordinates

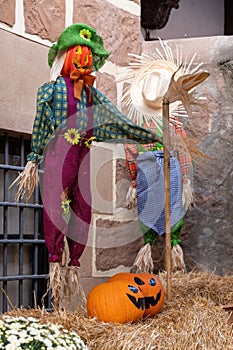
[0,131,50,313]
[224,0,233,35]
[141,0,231,40]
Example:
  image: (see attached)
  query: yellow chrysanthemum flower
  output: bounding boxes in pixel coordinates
[64,128,81,145]
[80,29,92,41]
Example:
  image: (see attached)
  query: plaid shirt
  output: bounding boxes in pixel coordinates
[124,119,192,187]
[27,77,162,163]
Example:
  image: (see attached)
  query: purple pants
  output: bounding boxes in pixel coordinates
[42,78,93,266]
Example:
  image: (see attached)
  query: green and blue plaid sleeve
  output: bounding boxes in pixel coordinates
[27,82,55,162]
[90,87,162,145]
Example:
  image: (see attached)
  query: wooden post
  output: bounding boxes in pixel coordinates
[163,98,172,302]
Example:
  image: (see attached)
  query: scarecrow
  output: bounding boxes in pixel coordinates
[11,23,163,310]
[120,40,209,274]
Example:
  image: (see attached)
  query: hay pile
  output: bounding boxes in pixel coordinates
[3,271,233,350]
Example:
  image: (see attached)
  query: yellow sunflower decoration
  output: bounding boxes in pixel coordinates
[64,128,81,145]
[84,136,96,149]
[80,28,92,41]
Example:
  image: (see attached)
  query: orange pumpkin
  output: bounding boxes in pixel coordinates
[109,272,165,318]
[87,280,145,323]
[61,45,93,76]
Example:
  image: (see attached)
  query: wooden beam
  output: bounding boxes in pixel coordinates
[163,98,172,301]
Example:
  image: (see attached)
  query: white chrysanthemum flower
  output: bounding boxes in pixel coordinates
[18,316,27,322]
[43,337,53,347]
[49,323,61,333]
[34,335,44,342]
[0,316,89,349]
[28,327,41,336]
[6,334,18,343]
[5,344,16,350]
[18,329,28,338]
[6,335,21,348]
[27,317,38,322]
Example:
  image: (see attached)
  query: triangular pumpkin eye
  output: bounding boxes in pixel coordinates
[149,278,156,286]
[134,277,145,285]
[128,285,139,293]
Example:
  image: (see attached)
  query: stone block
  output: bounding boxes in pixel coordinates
[24,0,65,42]
[80,276,108,297]
[90,145,114,214]
[95,72,117,104]
[0,0,15,26]
[94,217,142,272]
[115,158,131,209]
[0,29,50,134]
[73,0,141,67]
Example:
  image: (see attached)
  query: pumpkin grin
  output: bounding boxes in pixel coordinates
[126,289,162,310]
[144,290,162,309]
[72,58,90,70]
[126,293,145,310]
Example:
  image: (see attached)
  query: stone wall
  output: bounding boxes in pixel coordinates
[142,37,233,275]
[0,0,232,297]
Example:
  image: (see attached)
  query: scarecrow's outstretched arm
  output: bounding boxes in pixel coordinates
[27,81,55,163]
[91,87,162,145]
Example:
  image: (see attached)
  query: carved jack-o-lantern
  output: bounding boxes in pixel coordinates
[61,45,93,77]
[108,272,165,317]
[87,280,145,323]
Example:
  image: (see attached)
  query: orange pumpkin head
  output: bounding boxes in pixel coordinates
[61,45,93,76]
[109,272,165,318]
[87,280,145,323]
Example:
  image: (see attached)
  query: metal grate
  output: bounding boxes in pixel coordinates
[0,132,50,312]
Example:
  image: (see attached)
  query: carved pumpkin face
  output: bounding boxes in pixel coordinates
[108,272,165,317]
[87,280,145,323]
[61,45,93,76]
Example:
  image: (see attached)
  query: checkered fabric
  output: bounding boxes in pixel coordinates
[124,119,191,187]
[137,150,185,235]
[27,77,162,163]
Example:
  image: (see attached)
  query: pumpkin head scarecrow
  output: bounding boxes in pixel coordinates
[11,23,163,310]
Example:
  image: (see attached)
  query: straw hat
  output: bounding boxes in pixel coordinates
[129,59,180,117]
[120,40,206,126]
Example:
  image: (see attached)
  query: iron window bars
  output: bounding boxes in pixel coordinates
[0,132,51,313]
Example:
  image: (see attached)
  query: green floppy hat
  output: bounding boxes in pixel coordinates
[48,23,110,71]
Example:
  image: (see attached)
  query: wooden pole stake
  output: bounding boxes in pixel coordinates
[163,98,172,302]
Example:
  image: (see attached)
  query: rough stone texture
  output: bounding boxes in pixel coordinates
[95,217,166,272]
[0,0,15,26]
[91,145,114,215]
[24,0,65,42]
[115,158,131,209]
[0,29,50,134]
[142,37,233,275]
[95,72,117,104]
[73,0,141,67]
[181,60,233,276]
[95,218,143,271]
